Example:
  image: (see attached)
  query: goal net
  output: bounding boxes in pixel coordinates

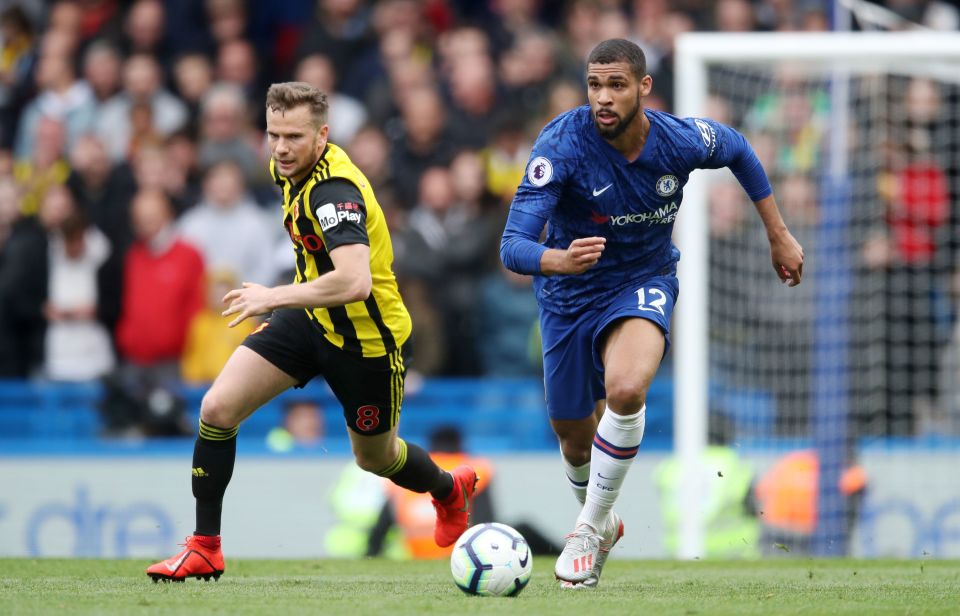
[672,33,960,558]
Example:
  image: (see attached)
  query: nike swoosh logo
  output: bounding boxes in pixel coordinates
[597,473,615,480]
[519,549,529,567]
[458,480,471,513]
[592,184,613,197]
[165,553,189,572]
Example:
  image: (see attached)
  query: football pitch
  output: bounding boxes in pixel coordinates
[2,558,957,615]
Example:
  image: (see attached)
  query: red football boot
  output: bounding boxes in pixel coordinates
[432,465,478,547]
[146,535,225,582]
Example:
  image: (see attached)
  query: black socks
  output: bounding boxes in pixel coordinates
[192,420,238,536]
[375,438,453,500]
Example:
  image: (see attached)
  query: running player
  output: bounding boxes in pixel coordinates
[500,39,804,587]
[147,82,477,582]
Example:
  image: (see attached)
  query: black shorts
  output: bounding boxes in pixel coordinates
[242,308,408,435]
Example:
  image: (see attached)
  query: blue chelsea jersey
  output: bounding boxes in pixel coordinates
[506,105,771,315]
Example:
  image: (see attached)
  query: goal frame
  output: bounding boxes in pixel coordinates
[672,32,960,559]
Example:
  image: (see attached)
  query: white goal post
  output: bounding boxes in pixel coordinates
[672,32,960,559]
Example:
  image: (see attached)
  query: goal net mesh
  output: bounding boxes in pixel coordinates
[696,58,960,555]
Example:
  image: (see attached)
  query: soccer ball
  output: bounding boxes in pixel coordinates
[450,523,533,597]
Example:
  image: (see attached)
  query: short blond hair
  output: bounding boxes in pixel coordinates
[265,82,328,128]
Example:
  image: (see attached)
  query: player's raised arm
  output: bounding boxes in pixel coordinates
[692,117,805,286]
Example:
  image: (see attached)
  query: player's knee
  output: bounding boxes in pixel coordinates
[199,391,240,429]
[605,382,646,414]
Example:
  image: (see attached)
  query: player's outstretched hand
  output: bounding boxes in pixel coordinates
[769,229,804,287]
[222,282,275,327]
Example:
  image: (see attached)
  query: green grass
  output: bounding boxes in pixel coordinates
[2,558,958,615]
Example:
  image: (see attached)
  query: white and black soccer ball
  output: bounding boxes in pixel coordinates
[450,523,533,597]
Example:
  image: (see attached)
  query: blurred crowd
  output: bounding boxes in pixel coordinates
[0,0,958,436]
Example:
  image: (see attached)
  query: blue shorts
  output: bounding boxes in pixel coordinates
[540,273,678,420]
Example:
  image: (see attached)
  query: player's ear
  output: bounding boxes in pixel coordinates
[639,74,653,97]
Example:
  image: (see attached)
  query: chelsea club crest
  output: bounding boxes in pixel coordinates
[656,174,678,197]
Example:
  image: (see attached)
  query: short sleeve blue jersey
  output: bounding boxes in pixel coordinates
[500,106,772,315]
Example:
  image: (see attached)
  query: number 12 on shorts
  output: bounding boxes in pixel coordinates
[635,287,666,314]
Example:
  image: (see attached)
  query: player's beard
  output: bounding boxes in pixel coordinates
[594,90,641,141]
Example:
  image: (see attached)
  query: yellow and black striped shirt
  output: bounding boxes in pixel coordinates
[271,143,411,357]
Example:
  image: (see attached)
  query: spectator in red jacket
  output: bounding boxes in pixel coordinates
[116,188,204,363]
[108,188,204,436]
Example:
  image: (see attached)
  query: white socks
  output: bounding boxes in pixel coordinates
[578,405,645,531]
[562,454,590,504]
